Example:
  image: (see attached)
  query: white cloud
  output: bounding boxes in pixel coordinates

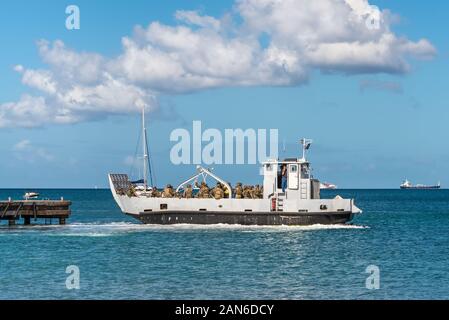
[14,65,24,73]
[21,69,58,94]
[13,139,55,162]
[13,139,32,151]
[0,0,436,128]
[37,40,105,85]
[1,44,158,127]
[0,95,56,128]
[237,0,435,74]
[174,10,222,30]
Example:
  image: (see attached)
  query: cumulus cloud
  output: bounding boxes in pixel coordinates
[13,139,55,162]
[3,41,158,127]
[0,0,436,127]
[0,95,55,128]
[174,10,222,30]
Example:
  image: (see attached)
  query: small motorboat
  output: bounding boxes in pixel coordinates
[23,192,39,200]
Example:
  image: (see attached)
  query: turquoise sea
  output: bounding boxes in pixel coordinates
[0,189,448,300]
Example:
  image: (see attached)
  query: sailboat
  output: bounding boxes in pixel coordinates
[129,106,155,197]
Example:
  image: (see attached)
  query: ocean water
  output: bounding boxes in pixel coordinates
[0,189,448,300]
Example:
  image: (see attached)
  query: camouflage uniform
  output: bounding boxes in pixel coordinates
[234,183,243,199]
[223,183,231,199]
[254,185,263,199]
[127,186,137,197]
[150,187,161,198]
[213,183,224,200]
[184,184,193,199]
[199,182,210,198]
[162,184,175,198]
[250,186,257,199]
[243,186,254,199]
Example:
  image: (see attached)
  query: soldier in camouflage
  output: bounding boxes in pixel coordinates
[212,182,224,200]
[162,184,175,198]
[198,182,210,198]
[183,184,193,199]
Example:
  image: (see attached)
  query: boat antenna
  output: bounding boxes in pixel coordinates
[300,138,312,161]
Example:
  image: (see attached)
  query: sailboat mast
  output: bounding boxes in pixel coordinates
[142,105,148,190]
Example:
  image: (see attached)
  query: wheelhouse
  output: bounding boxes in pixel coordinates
[262,159,320,200]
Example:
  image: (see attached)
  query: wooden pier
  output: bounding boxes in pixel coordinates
[0,199,71,226]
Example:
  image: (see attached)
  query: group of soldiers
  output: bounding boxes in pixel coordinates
[124,181,264,200]
[234,183,263,199]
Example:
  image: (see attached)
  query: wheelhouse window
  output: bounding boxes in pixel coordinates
[300,164,310,179]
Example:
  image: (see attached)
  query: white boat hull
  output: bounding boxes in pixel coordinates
[109,175,361,226]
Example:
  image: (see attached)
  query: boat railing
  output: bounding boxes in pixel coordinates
[175,166,232,196]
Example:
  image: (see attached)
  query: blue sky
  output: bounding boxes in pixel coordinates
[0,0,447,188]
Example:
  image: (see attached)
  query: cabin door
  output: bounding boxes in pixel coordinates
[288,164,299,189]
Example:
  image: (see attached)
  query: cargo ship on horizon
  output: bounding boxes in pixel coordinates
[400,179,441,190]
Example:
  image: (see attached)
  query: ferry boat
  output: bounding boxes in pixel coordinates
[400,179,441,190]
[108,109,362,226]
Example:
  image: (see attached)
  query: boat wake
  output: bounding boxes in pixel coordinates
[0,221,368,237]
